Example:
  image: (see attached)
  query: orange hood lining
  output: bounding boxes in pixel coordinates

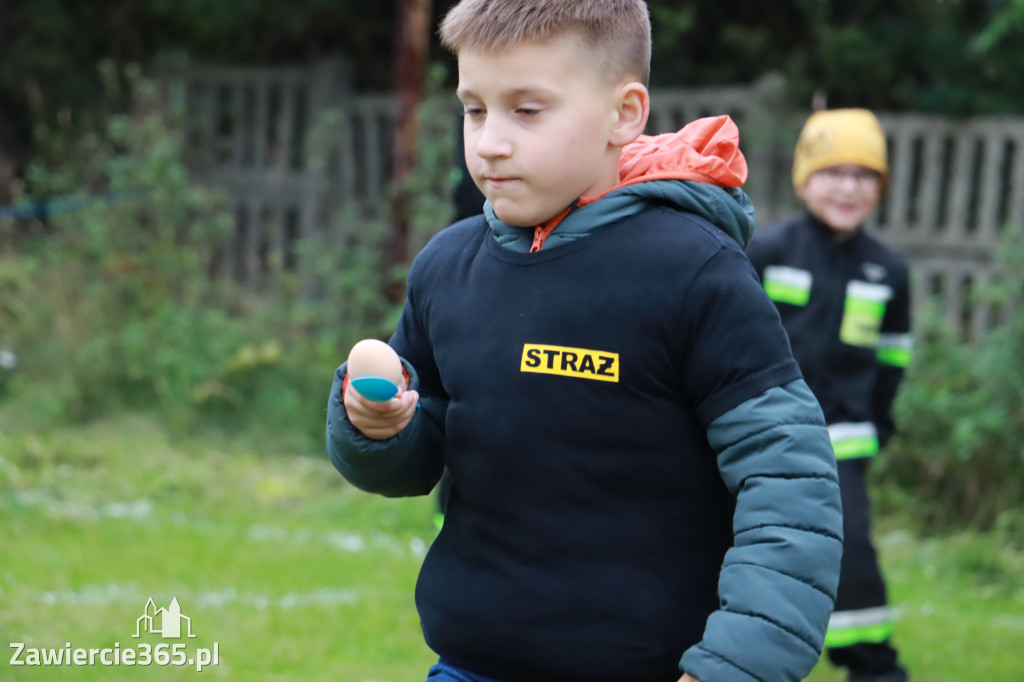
[531,115,748,251]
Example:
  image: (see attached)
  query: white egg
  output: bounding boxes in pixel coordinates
[347,339,404,383]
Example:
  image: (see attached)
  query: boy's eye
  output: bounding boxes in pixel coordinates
[821,167,879,184]
[515,107,540,117]
[463,106,485,118]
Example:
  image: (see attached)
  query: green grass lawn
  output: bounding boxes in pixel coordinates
[2,409,1022,681]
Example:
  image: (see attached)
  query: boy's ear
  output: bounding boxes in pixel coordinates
[610,81,650,147]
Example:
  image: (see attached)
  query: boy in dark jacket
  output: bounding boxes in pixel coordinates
[327,2,843,680]
[747,108,912,682]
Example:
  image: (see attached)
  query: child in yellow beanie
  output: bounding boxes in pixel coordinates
[747,109,912,682]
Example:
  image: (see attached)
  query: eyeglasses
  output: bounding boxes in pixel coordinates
[817,167,882,185]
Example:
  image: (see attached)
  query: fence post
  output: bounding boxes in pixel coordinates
[745,72,793,225]
[301,56,352,297]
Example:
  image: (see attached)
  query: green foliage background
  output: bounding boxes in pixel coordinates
[646,0,1024,115]
[2,0,1022,170]
[0,1,1021,541]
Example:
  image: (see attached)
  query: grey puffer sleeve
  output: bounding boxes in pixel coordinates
[680,379,843,682]
[325,357,447,497]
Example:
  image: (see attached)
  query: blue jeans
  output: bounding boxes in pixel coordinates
[426,658,506,682]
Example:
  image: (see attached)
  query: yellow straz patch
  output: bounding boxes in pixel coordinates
[520,344,620,383]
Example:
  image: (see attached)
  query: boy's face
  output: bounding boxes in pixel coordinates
[798,164,883,236]
[457,36,625,227]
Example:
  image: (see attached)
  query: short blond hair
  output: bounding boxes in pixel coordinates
[440,0,651,86]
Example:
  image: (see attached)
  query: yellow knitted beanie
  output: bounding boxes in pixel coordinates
[792,109,888,191]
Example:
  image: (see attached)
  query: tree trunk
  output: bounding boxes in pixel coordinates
[0,0,24,210]
[389,0,432,277]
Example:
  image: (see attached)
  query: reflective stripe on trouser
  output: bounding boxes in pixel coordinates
[828,422,879,460]
[825,606,894,648]
[827,459,906,678]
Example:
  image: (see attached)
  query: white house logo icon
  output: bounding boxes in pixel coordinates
[133,597,197,639]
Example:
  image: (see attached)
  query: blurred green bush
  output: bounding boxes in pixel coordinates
[0,64,456,448]
[877,227,1024,542]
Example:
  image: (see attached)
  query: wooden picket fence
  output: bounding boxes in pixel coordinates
[177,61,1023,342]
[870,115,1024,342]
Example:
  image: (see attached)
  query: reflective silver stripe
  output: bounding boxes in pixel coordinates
[826,606,896,647]
[763,265,812,289]
[828,606,892,630]
[828,422,879,459]
[763,266,813,306]
[877,332,914,366]
[846,280,893,302]
[877,333,913,350]
[828,422,878,443]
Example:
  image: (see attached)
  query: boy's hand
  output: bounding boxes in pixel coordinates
[345,382,419,440]
[678,675,701,682]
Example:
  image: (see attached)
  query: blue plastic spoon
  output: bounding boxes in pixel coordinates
[350,376,400,402]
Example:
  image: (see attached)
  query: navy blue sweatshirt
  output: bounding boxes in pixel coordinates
[328,201,842,681]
